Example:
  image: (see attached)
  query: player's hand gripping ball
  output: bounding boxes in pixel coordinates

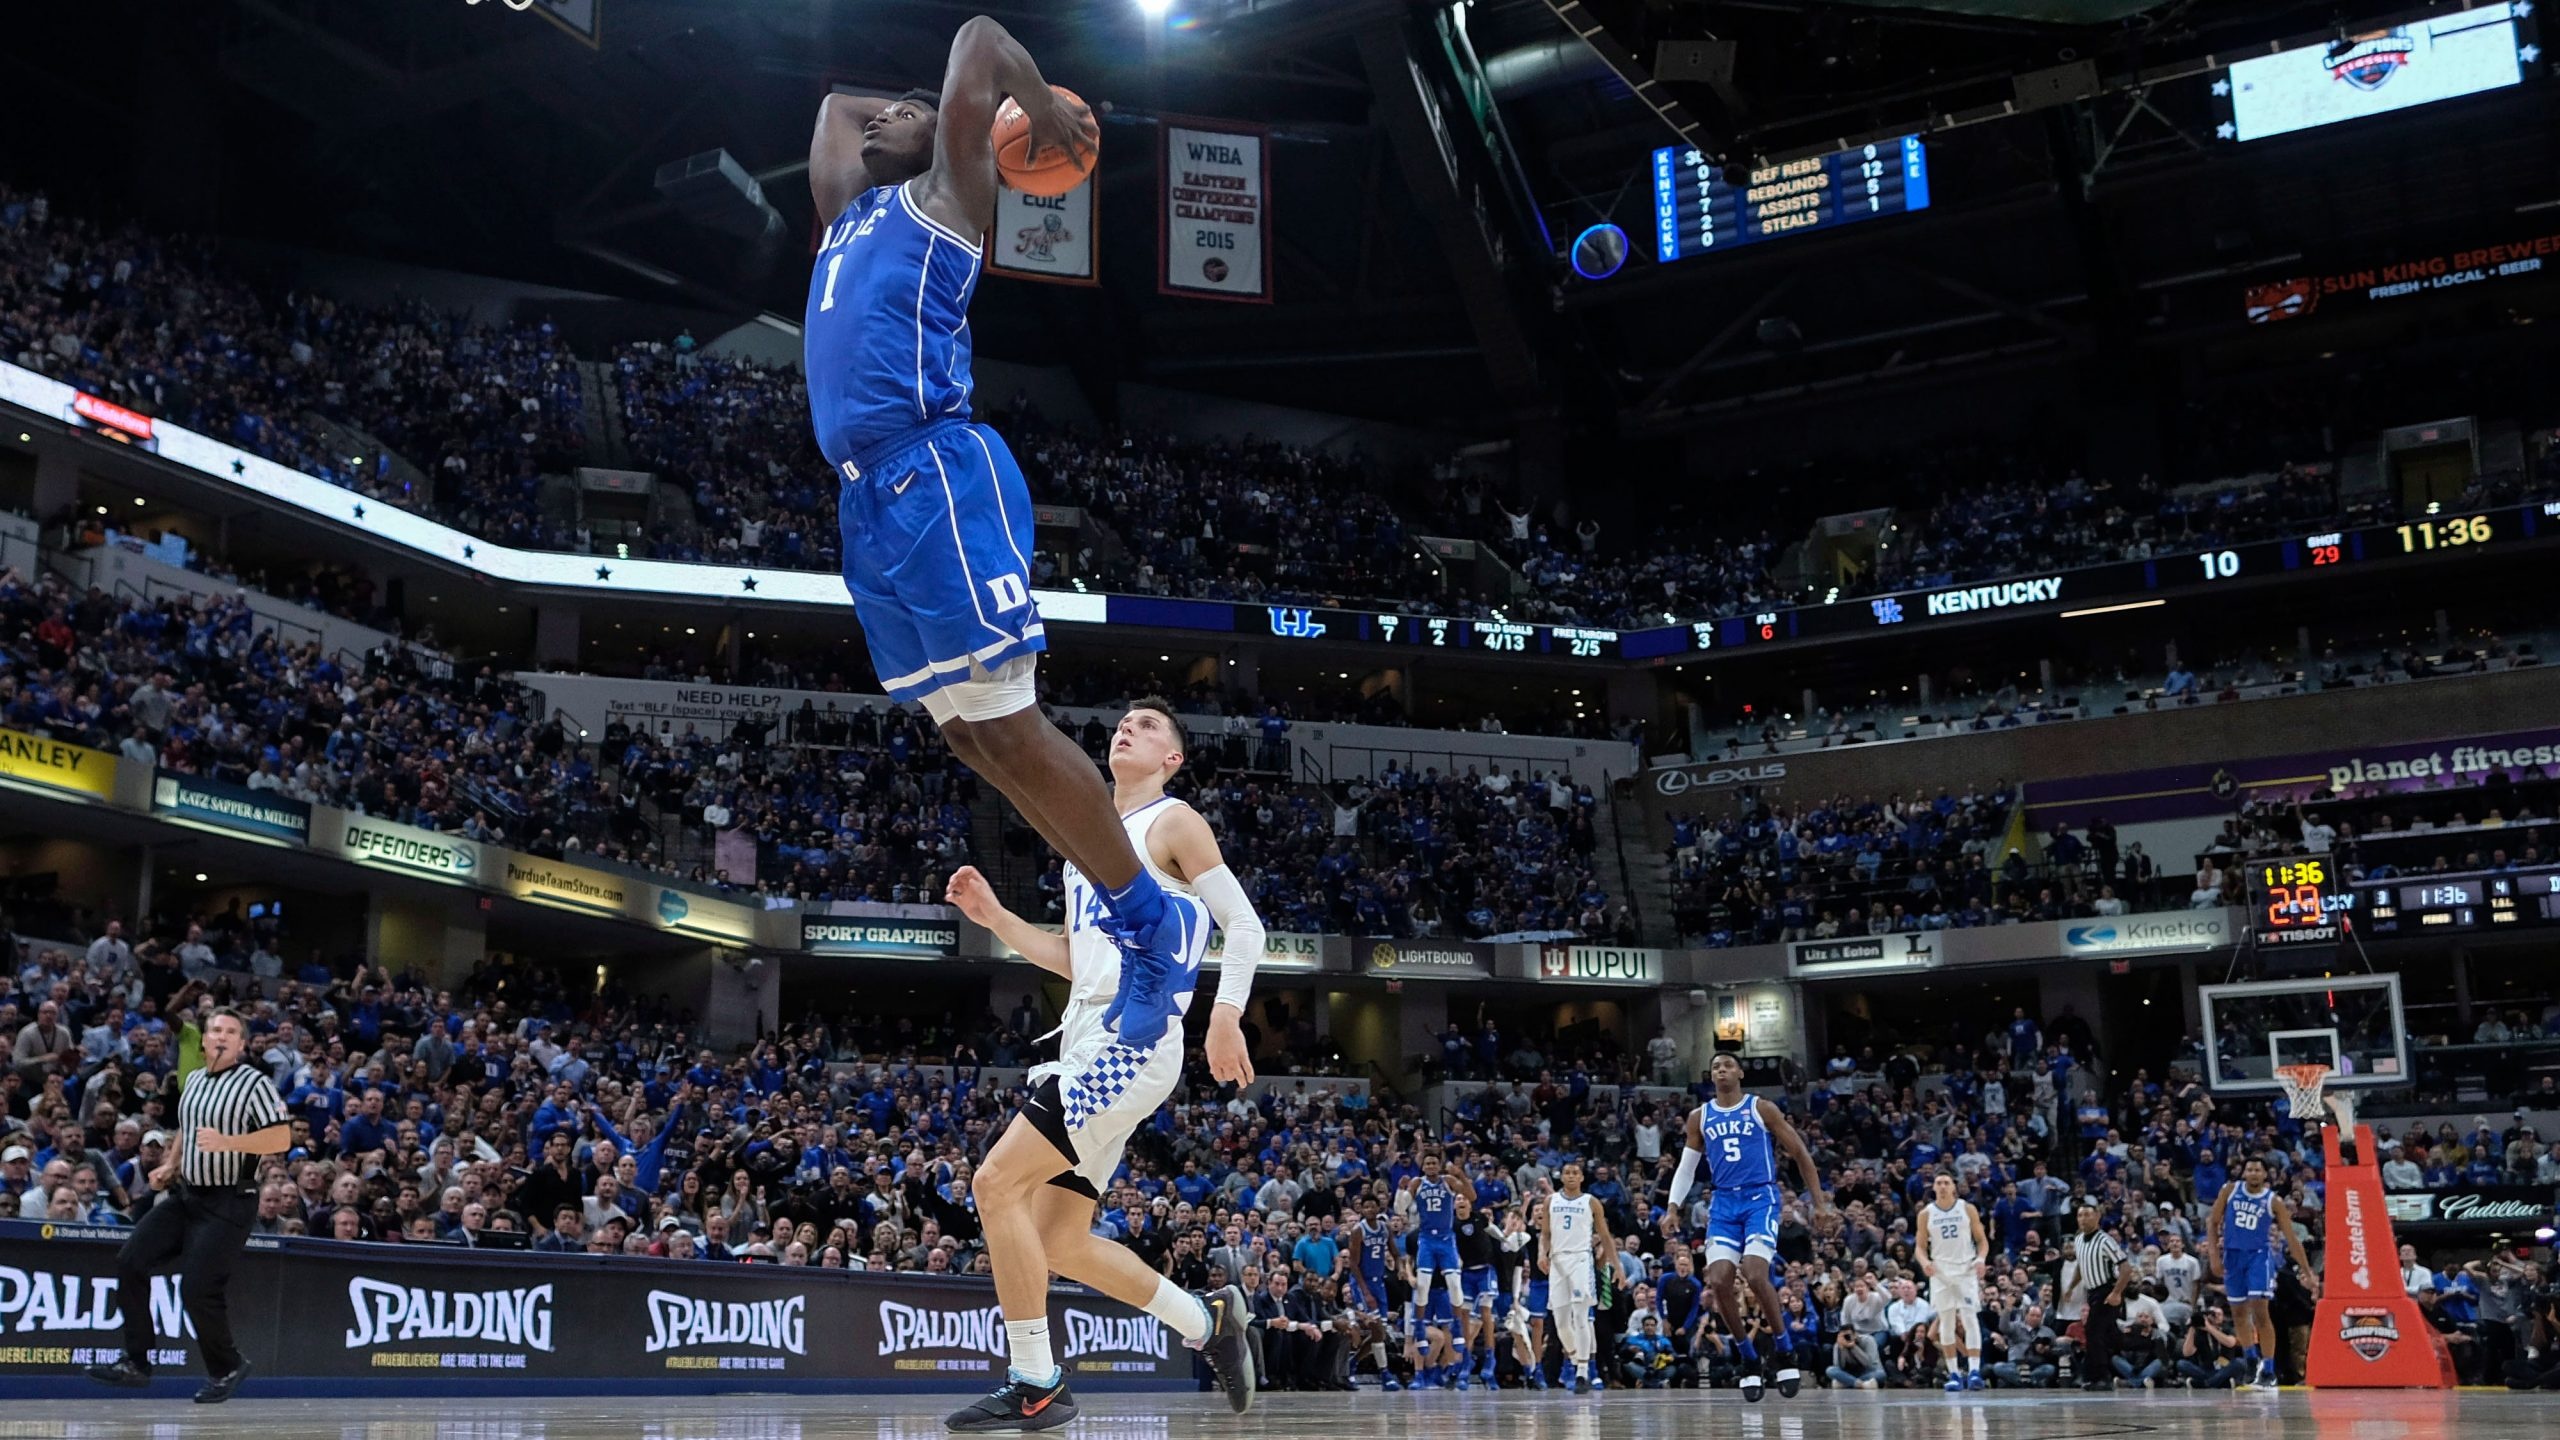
[993,86,1099,197]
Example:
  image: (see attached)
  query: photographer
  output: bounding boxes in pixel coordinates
[1618,1313,1677,1389]
[1990,1304,2060,1388]
[2176,1303,2252,1389]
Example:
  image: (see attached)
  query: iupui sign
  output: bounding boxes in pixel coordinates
[1536,945,1661,986]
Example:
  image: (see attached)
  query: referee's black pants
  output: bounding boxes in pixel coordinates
[2081,1295,2122,1385]
[114,1184,255,1375]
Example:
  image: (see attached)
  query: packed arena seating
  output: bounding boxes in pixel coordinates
[18,184,2559,641]
[1689,626,2547,761]
[1664,786,2038,947]
[1026,748,1620,942]
[21,942,2519,1390]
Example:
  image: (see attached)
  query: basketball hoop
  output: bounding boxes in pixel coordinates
[2275,1063,2332,1120]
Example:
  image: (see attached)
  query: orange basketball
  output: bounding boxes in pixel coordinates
[993,86,1099,198]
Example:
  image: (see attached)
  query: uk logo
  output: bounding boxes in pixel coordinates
[1268,607,1327,639]
[2325,29,2416,91]
[2338,1306,2400,1362]
[1870,598,1905,626]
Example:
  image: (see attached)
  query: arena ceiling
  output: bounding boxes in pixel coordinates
[5,0,2544,441]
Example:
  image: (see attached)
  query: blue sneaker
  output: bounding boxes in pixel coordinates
[1456,1372,1472,1391]
[1096,895,1197,1048]
[1381,1375,1403,1392]
[1526,1369,1548,1391]
[1966,1372,1987,1391]
[1945,1375,1964,1393]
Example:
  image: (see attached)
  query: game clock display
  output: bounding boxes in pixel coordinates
[2252,855,2344,947]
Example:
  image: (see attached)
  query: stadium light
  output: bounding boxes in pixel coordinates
[1136,0,1173,14]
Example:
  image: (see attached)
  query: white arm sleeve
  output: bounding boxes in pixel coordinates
[1190,863,1264,1012]
[1668,1146,1703,1209]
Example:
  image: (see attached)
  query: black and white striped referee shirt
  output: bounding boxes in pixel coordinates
[2072,1227,2127,1299]
[175,1059,288,1191]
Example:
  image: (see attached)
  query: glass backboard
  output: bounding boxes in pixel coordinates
[2197,974,2408,1094]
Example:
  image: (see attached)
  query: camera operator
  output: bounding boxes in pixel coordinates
[2475,1251,2537,1380]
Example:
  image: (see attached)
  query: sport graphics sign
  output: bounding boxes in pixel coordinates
[151,770,311,844]
[0,1223,1192,1391]
[802,916,961,957]
[1160,119,1271,302]
[1536,944,1661,986]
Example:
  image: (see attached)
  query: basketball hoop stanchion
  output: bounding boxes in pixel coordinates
[2288,1065,2456,1389]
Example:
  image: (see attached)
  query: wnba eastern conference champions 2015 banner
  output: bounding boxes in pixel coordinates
[1160,119,1270,302]
[988,181,1096,286]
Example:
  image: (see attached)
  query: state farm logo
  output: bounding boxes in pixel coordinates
[877,1301,1006,1357]
[2338,1305,2399,1362]
[644,1291,805,1355]
[2343,1189,2372,1290]
[1061,1309,1166,1359]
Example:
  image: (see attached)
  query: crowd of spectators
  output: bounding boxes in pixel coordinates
[25,947,2548,1391]
[26,183,2560,643]
[0,182,585,544]
[1664,785,2053,947]
[1025,749,1621,943]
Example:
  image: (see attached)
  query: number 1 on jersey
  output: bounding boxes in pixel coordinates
[820,254,845,311]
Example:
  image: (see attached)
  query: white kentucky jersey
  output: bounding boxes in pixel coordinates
[1547,1192,1598,1265]
[1055,797,1210,1056]
[1924,1199,1979,1274]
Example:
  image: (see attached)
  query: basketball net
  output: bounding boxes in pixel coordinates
[2277,1062,2360,1167]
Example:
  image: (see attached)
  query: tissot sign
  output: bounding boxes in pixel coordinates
[1537,945,1661,986]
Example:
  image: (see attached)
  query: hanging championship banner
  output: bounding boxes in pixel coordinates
[988,180,1097,286]
[1159,118,1270,303]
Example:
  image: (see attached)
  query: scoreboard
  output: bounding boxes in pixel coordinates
[1651,137,1931,263]
[2250,855,2342,948]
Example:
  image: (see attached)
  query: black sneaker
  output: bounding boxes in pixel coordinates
[1192,1284,1256,1413]
[85,1358,151,1389]
[945,1373,1078,1432]
[194,1360,252,1405]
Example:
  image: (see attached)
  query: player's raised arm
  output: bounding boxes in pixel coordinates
[1757,1096,1832,1220]
[1158,804,1263,1086]
[924,16,1093,237]
[811,92,892,221]
[943,865,1069,975]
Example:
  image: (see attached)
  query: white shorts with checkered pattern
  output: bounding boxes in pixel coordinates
[1028,1031,1185,1194]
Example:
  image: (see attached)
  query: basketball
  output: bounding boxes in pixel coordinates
[992,86,1098,197]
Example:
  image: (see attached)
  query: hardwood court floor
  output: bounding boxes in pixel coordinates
[23,1385,2557,1439]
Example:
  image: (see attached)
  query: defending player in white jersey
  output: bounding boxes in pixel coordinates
[942,699,1261,1430]
[1541,1159,1616,1395]
[1918,1172,1990,1392]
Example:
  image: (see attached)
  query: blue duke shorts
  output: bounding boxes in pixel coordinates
[835,419,1045,703]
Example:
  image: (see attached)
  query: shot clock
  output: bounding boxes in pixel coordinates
[2251,854,2343,948]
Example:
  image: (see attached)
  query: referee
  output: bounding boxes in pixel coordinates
[2069,1200,2128,1391]
[84,1007,287,1403]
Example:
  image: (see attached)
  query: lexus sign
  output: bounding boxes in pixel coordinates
[1536,945,1660,986]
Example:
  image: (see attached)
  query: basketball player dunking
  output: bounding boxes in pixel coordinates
[1668,1053,1834,1401]
[942,702,1262,1428]
[1919,1172,1990,1391]
[810,37,1255,1427]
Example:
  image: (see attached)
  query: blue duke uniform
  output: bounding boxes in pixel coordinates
[806,181,1045,704]
[1352,1218,1393,1313]
[1697,1096,1783,1263]
[2221,1183,2278,1300]
[1414,1177,1461,1274]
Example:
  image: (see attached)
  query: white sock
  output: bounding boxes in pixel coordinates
[1007,1318,1057,1383]
[1969,1355,1982,1374]
[1146,1277,1212,1344]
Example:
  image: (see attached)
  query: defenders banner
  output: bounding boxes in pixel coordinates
[0,1223,1185,1391]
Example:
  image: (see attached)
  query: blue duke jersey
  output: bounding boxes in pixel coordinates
[2223,1184,2275,1253]
[1696,1096,1783,1264]
[1699,1097,1780,1194]
[805,181,981,460]
[1358,1217,1391,1276]
[1416,1178,1458,1237]
[803,181,1045,706]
